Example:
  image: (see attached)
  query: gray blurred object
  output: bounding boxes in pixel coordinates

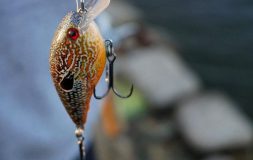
[176,92,253,152]
[118,46,201,107]
[203,155,235,160]
[94,122,137,160]
[96,12,140,48]
[95,0,141,49]
[106,0,142,26]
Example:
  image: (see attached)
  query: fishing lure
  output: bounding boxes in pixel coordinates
[49,0,133,159]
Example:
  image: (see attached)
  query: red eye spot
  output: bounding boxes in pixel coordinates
[67,28,79,40]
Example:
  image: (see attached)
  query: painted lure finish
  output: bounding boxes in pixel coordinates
[49,0,110,128]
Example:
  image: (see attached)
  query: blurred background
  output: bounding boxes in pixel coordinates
[0,0,252,160]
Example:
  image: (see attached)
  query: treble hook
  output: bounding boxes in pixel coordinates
[94,40,134,99]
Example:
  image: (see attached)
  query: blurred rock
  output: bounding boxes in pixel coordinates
[96,11,140,46]
[203,155,234,160]
[107,0,142,25]
[176,92,253,152]
[130,117,191,160]
[118,46,201,107]
[94,122,136,160]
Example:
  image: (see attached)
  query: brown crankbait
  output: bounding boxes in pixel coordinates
[49,0,132,159]
[50,15,106,128]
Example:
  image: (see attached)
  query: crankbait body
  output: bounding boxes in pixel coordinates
[49,0,110,128]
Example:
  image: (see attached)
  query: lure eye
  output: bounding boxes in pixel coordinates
[67,28,79,40]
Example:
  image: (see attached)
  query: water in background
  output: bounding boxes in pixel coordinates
[128,0,253,118]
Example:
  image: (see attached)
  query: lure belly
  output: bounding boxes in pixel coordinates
[49,11,106,128]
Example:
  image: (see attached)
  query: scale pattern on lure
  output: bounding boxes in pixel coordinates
[49,0,110,128]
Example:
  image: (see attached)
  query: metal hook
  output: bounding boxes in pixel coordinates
[75,128,85,160]
[93,40,134,99]
[76,0,87,13]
